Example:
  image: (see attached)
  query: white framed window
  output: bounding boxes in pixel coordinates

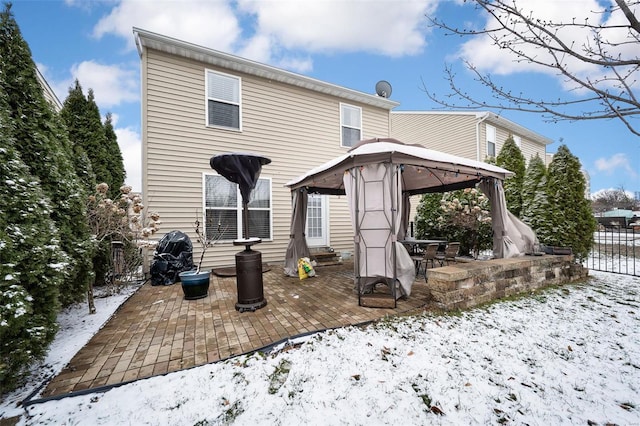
[340,103,362,147]
[203,174,272,241]
[206,70,241,130]
[513,135,521,147]
[486,124,496,158]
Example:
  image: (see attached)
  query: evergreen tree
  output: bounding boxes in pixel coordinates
[59,80,96,190]
[527,174,553,244]
[542,145,597,261]
[520,154,546,227]
[0,3,94,305]
[496,135,526,217]
[103,112,126,199]
[0,90,64,392]
[61,85,127,287]
[61,81,109,190]
[86,89,113,184]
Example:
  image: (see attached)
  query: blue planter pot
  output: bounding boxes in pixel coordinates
[179,270,210,300]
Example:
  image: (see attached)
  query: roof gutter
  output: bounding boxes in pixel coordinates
[132,28,400,111]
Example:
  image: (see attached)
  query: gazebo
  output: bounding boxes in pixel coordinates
[284,138,537,305]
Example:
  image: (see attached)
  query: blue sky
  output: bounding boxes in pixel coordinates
[11,0,640,197]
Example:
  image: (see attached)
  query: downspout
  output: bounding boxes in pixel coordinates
[475,112,491,162]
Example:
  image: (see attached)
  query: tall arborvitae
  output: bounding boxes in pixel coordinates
[543,145,597,261]
[60,80,96,190]
[0,88,64,393]
[0,3,93,305]
[86,89,113,185]
[61,82,110,189]
[496,135,526,217]
[520,154,546,227]
[103,112,126,199]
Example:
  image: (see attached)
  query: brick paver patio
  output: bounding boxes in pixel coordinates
[41,261,432,398]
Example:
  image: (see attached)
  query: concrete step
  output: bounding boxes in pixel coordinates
[310,250,342,267]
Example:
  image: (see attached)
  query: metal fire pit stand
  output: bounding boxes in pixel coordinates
[210,153,271,312]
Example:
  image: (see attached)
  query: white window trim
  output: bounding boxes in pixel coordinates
[486,124,496,158]
[202,173,273,242]
[340,103,362,148]
[205,69,242,132]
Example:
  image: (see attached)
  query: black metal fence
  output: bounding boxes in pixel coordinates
[586,227,639,277]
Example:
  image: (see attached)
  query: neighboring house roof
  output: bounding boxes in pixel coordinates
[133,28,400,111]
[392,110,553,147]
[600,209,637,218]
[35,67,63,111]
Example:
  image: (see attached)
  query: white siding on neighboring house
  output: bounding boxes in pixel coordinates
[137,30,396,270]
[36,68,62,112]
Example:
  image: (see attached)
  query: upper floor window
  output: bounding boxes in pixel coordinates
[206,70,241,130]
[486,124,496,158]
[204,174,272,241]
[341,103,362,147]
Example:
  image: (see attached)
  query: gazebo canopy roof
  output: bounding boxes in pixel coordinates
[285,138,514,195]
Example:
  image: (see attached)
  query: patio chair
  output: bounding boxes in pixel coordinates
[436,242,460,266]
[414,243,440,281]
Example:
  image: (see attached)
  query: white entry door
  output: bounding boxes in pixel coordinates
[306,194,327,247]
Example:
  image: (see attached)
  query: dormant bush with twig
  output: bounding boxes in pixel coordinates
[87,183,160,293]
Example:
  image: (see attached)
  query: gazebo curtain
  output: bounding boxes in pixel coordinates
[283,188,311,277]
[343,163,415,299]
[479,178,538,257]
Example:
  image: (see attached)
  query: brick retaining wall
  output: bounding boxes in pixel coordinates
[426,254,588,310]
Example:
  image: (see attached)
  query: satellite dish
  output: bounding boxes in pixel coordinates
[375,80,392,98]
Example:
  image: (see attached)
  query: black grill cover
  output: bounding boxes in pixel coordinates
[150,230,193,286]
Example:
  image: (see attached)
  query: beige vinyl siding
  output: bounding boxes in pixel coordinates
[517,136,546,165]
[143,49,390,269]
[390,112,478,159]
[491,125,546,166]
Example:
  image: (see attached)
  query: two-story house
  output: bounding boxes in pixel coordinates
[134,28,552,270]
[134,28,398,270]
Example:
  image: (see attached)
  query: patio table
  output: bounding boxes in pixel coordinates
[400,239,447,255]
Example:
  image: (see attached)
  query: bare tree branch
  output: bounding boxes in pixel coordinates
[424,0,640,137]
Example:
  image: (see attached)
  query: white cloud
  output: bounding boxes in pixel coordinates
[453,0,635,90]
[107,112,120,127]
[72,61,138,109]
[91,0,438,74]
[93,1,242,53]
[115,126,142,193]
[594,153,637,179]
[35,62,49,75]
[237,0,437,57]
[49,61,138,110]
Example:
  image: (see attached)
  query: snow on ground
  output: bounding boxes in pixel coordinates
[0,284,141,420]
[6,270,639,425]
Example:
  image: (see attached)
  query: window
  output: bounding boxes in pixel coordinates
[340,103,362,147]
[306,194,323,239]
[486,124,496,158]
[206,70,241,130]
[204,175,271,241]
